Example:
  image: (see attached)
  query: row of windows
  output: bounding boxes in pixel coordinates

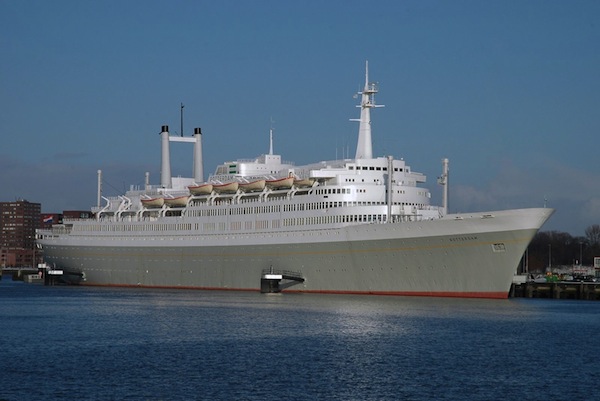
[78,213,391,234]
[315,188,351,195]
[230,204,282,215]
[186,200,393,216]
[81,223,195,232]
[283,214,385,226]
[187,208,229,217]
[348,166,406,172]
[106,199,428,225]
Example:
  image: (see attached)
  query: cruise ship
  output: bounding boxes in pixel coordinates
[36,64,553,298]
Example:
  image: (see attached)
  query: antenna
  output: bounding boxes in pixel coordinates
[180,103,185,137]
[269,117,275,155]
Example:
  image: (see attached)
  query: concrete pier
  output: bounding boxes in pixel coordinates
[512,282,600,300]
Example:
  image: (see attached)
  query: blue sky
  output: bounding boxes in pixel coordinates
[1,0,599,236]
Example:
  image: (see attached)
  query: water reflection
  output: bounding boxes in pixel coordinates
[2,282,599,401]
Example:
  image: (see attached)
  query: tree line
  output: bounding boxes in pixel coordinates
[525,224,600,272]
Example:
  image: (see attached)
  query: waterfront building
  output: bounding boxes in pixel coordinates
[0,200,41,267]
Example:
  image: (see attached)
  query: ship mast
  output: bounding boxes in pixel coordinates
[351,61,384,159]
[269,117,274,155]
[180,103,184,137]
[438,158,449,216]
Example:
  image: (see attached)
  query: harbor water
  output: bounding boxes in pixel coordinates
[1,276,599,401]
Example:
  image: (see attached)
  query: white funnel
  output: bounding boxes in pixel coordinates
[193,127,204,182]
[160,125,172,188]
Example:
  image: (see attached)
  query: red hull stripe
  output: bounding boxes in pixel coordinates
[82,283,508,299]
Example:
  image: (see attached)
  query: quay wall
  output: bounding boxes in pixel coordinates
[511,282,600,300]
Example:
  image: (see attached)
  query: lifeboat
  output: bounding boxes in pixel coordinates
[213,181,239,193]
[188,183,213,195]
[239,179,266,192]
[266,177,294,189]
[164,195,189,207]
[293,178,315,188]
[140,196,164,208]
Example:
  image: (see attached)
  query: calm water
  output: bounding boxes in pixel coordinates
[1,276,599,401]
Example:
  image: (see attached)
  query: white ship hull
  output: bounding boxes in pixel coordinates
[37,208,552,298]
[36,64,554,298]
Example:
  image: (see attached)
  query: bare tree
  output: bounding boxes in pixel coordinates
[585,224,600,246]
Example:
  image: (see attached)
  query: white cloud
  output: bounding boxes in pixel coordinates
[449,159,600,235]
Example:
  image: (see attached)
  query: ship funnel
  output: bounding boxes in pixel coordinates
[193,127,204,182]
[160,125,172,188]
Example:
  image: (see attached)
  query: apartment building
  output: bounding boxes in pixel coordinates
[0,200,41,267]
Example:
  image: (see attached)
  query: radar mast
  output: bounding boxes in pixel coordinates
[351,61,384,159]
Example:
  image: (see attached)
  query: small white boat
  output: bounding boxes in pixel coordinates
[239,179,266,192]
[213,181,239,193]
[188,183,213,195]
[141,197,164,208]
[266,177,294,189]
[164,195,189,207]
